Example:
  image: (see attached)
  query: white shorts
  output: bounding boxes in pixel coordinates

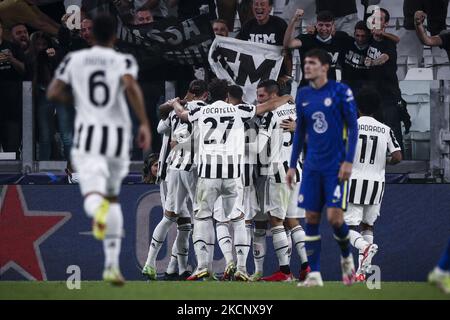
[255,176,304,221]
[213,196,228,223]
[243,184,260,221]
[71,153,129,197]
[287,182,305,219]
[196,178,243,220]
[164,169,197,217]
[160,177,191,218]
[345,203,381,226]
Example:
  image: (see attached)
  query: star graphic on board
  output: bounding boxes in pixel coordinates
[0,186,71,280]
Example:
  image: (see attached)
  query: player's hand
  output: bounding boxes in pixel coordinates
[292,9,304,22]
[137,124,152,151]
[338,161,353,182]
[286,168,296,190]
[414,10,427,26]
[364,57,373,67]
[281,117,296,132]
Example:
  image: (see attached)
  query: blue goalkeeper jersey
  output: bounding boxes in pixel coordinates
[290,80,358,172]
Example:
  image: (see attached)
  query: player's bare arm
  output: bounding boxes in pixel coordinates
[255,94,294,115]
[122,74,152,150]
[280,117,296,132]
[283,9,304,49]
[171,98,190,122]
[414,10,443,47]
[389,150,403,165]
[47,79,73,105]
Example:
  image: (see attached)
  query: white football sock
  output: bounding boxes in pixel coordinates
[145,214,177,267]
[271,226,290,267]
[231,218,249,272]
[286,229,292,264]
[103,203,123,270]
[166,230,179,274]
[193,218,214,270]
[216,222,234,265]
[291,225,308,264]
[83,193,104,218]
[349,229,369,251]
[177,223,192,274]
[362,230,374,244]
[253,229,266,274]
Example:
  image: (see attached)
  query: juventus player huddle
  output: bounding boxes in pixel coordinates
[47,14,402,286]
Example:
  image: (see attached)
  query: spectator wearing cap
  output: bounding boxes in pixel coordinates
[237,0,292,95]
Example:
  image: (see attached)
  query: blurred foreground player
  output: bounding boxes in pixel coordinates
[429,238,450,294]
[47,14,151,285]
[286,49,358,287]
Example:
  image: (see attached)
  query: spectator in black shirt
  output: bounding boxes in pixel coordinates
[341,21,371,95]
[58,14,93,56]
[315,0,359,35]
[342,20,400,95]
[11,23,30,53]
[237,0,292,94]
[365,8,405,152]
[0,18,25,157]
[284,9,351,86]
[29,31,73,160]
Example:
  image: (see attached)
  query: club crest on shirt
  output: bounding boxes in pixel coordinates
[324,98,333,107]
[298,194,304,203]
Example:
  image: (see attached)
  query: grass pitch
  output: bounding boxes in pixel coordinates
[0,281,449,300]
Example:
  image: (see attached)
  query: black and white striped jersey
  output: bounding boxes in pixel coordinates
[157,118,171,181]
[56,46,138,159]
[258,102,301,183]
[188,101,256,179]
[348,116,401,205]
[167,101,203,171]
[243,118,259,187]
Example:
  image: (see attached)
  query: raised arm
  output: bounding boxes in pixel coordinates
[414,10,443,46]
[283,9,304,49]
[255,94,294,115]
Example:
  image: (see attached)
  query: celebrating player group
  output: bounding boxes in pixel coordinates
[47,14,404,287]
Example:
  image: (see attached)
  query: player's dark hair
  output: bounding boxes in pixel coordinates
[356,87,381,116]
[228,85,243,102]
[189,80,208,97]
[93,14,117,45]
[354,20,370,34]
[317,10,334,22]
[208,78,229,102]
[257,79,279,96]
[380,8,390,23]
[304,48,332,66]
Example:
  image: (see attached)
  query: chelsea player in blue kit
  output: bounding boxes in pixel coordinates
[286,49,359,287]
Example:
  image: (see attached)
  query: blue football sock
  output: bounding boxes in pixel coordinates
[333,222,351,258]
[305,223,321,272]
[437,237,450,271]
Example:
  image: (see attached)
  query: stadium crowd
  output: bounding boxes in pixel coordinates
[0,0,449,161]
